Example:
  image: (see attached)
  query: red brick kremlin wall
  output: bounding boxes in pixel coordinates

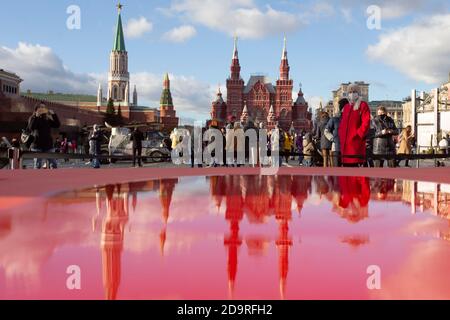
[0,95,105,140]
[0,95,159,140]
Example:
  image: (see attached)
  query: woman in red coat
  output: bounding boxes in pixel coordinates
[338,83,371,166]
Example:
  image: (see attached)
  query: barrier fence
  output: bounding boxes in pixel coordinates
[1,147,449,170]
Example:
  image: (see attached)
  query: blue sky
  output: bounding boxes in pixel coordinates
[1,0,449,121]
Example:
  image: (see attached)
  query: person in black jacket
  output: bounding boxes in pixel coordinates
[88,125,102,169]
[130,127,145,167]
[28,103,61,169]
[364,118,376,168]
[372,106,398,168]
[324,98,348,167]
[314,111,332,167]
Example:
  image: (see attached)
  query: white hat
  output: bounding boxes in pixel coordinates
[347,83,361,94]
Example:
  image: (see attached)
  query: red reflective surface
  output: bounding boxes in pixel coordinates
[1,175,450,300]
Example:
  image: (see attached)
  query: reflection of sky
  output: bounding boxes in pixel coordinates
[0,176,450,299]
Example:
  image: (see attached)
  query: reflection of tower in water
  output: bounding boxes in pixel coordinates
[273,176,293,299]
[101,184,129,300]
[209,176,226,213]
[159,179,178,256]
[99,179,178,299]
[224,176,244,299]
[219,175,309,299]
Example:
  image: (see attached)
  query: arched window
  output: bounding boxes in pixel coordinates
[113,86,118,100]
[280,108,288,119]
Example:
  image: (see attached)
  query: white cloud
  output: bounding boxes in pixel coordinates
[0,42,100,93]
[163,25,197,43]
[367,14,450,84]
[167,0,303,39]
[124,17,153,39]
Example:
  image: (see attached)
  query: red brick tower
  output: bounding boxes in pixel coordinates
[226,37,245,122]
[292,85,313,131]
[210,87,227,127]
[159,73,179,133]
[275,37,293,131]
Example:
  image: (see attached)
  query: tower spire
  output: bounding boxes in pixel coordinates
[279,36,290,81]
[230,37,241,80]
[113,2,126,52]
[233,36,238,60]
[108,1,129,106]
[163,73,170,90]
[282,36,287,60]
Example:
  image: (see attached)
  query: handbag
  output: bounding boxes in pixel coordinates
[21,129,35,147]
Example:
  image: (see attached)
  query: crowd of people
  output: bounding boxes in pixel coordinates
[4,84,450,170]
[169,83,450,168]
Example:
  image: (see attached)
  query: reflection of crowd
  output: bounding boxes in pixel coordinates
[209,175,376,224]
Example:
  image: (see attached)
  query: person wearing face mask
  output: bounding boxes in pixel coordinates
[372,106,398,167]
[338,84,371,167]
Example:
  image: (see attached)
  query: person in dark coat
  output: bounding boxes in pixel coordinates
[324,98,348,167]
[295,132,304,165]
[28,103,61,169]
[130,127,145,167]
[372,106,398,168]
[314,111,332,167]
[88,125,102,169]
[365,118,376,168]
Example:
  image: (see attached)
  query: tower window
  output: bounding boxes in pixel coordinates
[113,86,118,100]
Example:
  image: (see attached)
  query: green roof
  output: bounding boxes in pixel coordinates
[113,12,126,52]
[160,89,173,107]
[23,92,97,103]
